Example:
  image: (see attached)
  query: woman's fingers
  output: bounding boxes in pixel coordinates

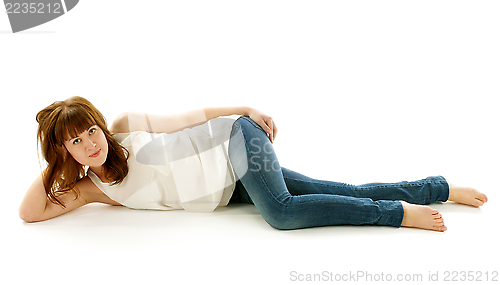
[272,119,277,142]
[247,108,277,143]
[264,117,276,143]
[267,118,274,143]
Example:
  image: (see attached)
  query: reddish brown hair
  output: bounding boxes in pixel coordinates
[36,96,129,208]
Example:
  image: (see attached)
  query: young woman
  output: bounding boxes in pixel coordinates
[19,96,488,231]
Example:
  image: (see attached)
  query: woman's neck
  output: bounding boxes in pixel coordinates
[89,166,110,183]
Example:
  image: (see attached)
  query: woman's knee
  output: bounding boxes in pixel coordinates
[236,116,267,137]
[259,204,299,230]
[264,215,296,230]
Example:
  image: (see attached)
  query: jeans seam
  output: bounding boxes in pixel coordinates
[284,177,351,189]
[283,177,360,205]
[284,177,428,190]
[282,177,442,206]
[283,177,367,203]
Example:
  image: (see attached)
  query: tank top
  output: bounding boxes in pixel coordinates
[87,115,243,212]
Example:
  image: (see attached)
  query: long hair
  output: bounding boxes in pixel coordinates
[36,96,129,208]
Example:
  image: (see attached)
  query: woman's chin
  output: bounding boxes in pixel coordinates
[86,159,107,168]
[89,153,108,167]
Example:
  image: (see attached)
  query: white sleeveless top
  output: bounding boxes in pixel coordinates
[87,115,243,212]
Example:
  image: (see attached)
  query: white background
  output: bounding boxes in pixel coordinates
[1,1,499,284]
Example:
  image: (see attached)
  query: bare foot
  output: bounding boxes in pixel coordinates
[400,201,447,232]
[446,180,488,207]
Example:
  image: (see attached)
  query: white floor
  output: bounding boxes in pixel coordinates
[2,1,499,284]
[3,191,499,284]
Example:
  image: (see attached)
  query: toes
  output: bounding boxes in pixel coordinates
[471,198,484,207]
[435,218,444,225]
[479,194,488,203]
[433,225,447,232]
[473,189,488,202]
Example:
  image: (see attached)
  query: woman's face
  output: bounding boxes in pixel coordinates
[63,125,109,167]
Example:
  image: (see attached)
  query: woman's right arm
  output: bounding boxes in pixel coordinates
[19,174,92,223]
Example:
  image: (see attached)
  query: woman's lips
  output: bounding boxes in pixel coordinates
[89,149,101,158]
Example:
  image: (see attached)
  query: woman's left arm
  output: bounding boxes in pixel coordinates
[111,107,248,134]
[204,106,250,120]
[111,106,277,142]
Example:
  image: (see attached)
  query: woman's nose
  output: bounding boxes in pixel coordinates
[84,137,97,150]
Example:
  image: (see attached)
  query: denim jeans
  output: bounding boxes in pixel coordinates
[227,116,450,230]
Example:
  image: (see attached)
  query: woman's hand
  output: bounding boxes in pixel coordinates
[246,107,278,143]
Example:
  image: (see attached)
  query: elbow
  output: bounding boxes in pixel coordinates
[20,217,38,223]
[19,207,42,223]
[110,112,129,134]
[19,212,35,223]
[19,207,34,223]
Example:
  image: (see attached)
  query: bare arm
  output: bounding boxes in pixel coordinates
[110,106,251,134]
[19,174,94,223]
[204,106,250,122]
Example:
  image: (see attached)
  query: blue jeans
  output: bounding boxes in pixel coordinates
[227,116,450,230]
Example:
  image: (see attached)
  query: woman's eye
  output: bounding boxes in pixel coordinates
[89,128,96,135]
[73,139,81,145]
